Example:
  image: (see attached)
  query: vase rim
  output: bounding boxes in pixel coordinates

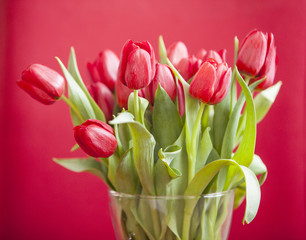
[109,189,235,200]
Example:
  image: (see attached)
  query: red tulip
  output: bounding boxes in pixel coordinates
[117,40,155,90]
[177,55,202,81]
[144,63,176,104]
[167,41,189,68]
[200,49,226,63]
[87,50,119,91]
[251,33,278,90]
[116,78,145,109]
[74,119,117,158]
[17,64,65,105]
[237,29,268,76]
[88,82,115,122]
[237,30,277,90]
[189,59,232,105]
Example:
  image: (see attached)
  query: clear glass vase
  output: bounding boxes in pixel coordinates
[109,190,235,240]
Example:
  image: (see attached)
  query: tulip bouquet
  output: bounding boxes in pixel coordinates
[18,30,281,240]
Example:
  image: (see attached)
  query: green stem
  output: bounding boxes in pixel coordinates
[61,95,85,122]
[134,90,139,122]
[182,210,192,240]
[188,102,205,184]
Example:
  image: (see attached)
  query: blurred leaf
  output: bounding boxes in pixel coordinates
[70,143,79,152]
[159,35,168,64]
[56,57,96,125]
[53,157,112,188]
[249,154,268,185]
[254,81,282,123]
[153,85,183,148]
[67,47,106,122]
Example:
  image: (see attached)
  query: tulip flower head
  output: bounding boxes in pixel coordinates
[189,59,232,105]
[167,41,189,68]
[17,63,65,105]
[88,82,115,122]
[177,55,202,81]
[74,119,117,158]
[237,29,277,89]
[117,40,156,90]
[87,50,119,91]
[145,63,176,104]
[115,78,145,109]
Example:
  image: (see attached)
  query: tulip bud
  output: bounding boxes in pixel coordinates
[237,29,268,76]
[177,55,202,81]
[74,119,117,158]
[144,63,176,104]
[116,78,145,109]
[189,59,232,105]
[117,40,156,90]
[88,82,115,122]
[252,33,277,90]
[17,64,65,105]
[87,50,119,91]
[237,30,277,90]
[201,49,226,63]
[167,41,189,68]
[196,49,207,60]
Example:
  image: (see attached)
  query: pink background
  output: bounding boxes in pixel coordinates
[1,0,305,239]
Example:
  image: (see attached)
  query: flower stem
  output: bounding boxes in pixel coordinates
[134,90,139,122]
[61,95,85,123]
[188,102,205,184]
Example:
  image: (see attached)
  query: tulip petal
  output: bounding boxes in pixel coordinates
[189,62,216,103]
[117,40,138,85]
[167,41,189,68]
[237,30,268,76]
[124,48,152,89]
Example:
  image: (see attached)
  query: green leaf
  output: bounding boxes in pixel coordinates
[116,147,140,194]
[153,85,183,148]
[128,92,149,126]
[53,157,111,187]
[254,81,282,123]
[167,127,189,239]
[184,159,260,225]
[232,67,257,166]
[221,78,264,159]
[213,94,231,155]
[70,143,79,152]
[249,154,268,185]
[159,35,168,64]
[56,57,96,125]
[195,127,213,173]
[67,47,106,122]
[158,145,182,179]
[166,59,199,156]
[110,111,156,195]
[108,154,119,190]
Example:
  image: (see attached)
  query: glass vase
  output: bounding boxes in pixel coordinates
[109,190,235,240]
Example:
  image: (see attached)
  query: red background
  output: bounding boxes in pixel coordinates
[1,0,305,239]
